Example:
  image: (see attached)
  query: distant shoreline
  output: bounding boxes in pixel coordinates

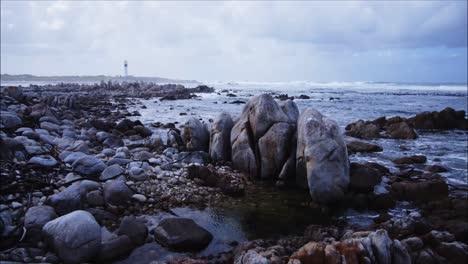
[0,74,199,84]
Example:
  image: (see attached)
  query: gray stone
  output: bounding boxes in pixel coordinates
[107,157,132,166]
[296,108,349,203]
[62,152,88,164]
[99,164,124,181]
[46,180,100,215]
[128,167,148,181]
[39,116,60,125]
[24,206,57,230]
[28,155,58,167]
[0,111,22,129]
[117,216,148,246]
[103,135,124,148]
[132,194,147,202]
[40,121,61,133]
[103,180,133,206]
[86,190,104,206]
[209,112,233,162]
[42,210,101,264]
[391,239,411,264]
[133,150,153,161]
[154,217,213,251]
[181,118,209,151]
[370,229,392,264]
[72,155,107,176]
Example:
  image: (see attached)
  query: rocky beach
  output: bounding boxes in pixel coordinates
[0,81,467,264]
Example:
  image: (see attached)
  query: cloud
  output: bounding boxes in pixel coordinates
[1,1,466,82]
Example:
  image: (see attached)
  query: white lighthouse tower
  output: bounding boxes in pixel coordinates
[124,60,128,77]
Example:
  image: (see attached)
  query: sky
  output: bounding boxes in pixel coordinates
[1,1,467,83]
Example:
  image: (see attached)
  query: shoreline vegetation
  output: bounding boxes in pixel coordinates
[0,82,467,263]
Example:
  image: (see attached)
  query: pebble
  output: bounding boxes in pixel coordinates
[11,201,23,209]
[132,194,147,202]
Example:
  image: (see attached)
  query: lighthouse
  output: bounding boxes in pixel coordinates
[124,60,128,77]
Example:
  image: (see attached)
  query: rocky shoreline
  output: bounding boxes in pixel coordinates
[0,83,467,264]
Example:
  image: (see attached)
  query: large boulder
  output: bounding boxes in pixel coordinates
[117,216,148,246]
[181,118,209,151]
[408,107,468,130]
[153,217,213,251]
[296,108,349,204]
[386,122,418,139]
[209,113,234,162]
[42,210,101,264]
[231,95,297,182]
[24,206,57,240]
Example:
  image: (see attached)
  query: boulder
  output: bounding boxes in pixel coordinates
[154,217,213,251]
[103,180,133,206]
[209,113,234,162]
[345,120,381,139]
[393,155,427,165]
[42,210,101,264]
[24,206,57,234]
[391,174,448,202]
[97,234,134,262]
[117,216,148,246]
[62,151,88,164]
[370,229,393,264]
[408,107,468,130]
[288,242,326,264]
[231,94,297,181]
[346,139,383,154]
[386,122,418,139]
[46,180,100,215]
[435,241,468,264]
[296,108,349,203]
[349,162,384,193]
[181,118,210,151]
[72,155,107,176]
[28,155,58,167]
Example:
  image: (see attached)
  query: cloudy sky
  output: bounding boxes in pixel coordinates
[1,1,467,83]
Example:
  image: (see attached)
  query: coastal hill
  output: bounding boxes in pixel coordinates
[0,74,199,84]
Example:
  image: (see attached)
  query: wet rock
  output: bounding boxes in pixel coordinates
[181,118,210,151]
[72,155,107,176]
[408,107,468,130]
[386,122,418,139]
[296,108,349,203]
[28,155,58,167]
[391,239,411,264]
[99,164,125,181]
[40,121,61,133]
[370,229,392,264]
[393,155,427,165]
[147,135,164,150]
[345,120,381,139]
[235,250,270,264]
[42,210,101,264]
[435,241,468,264]
[402,237,424,252]
[0,111,22,129]
[346,139,383,154]
[424,165,448,173]
[209,112,234,162]
[103,180,133,206]
[349,162,384,193]
[107,157,132,166]
[391,174,448,202]
[117,216,148,246]
[289,242,326,264]
[154,217,213,251]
